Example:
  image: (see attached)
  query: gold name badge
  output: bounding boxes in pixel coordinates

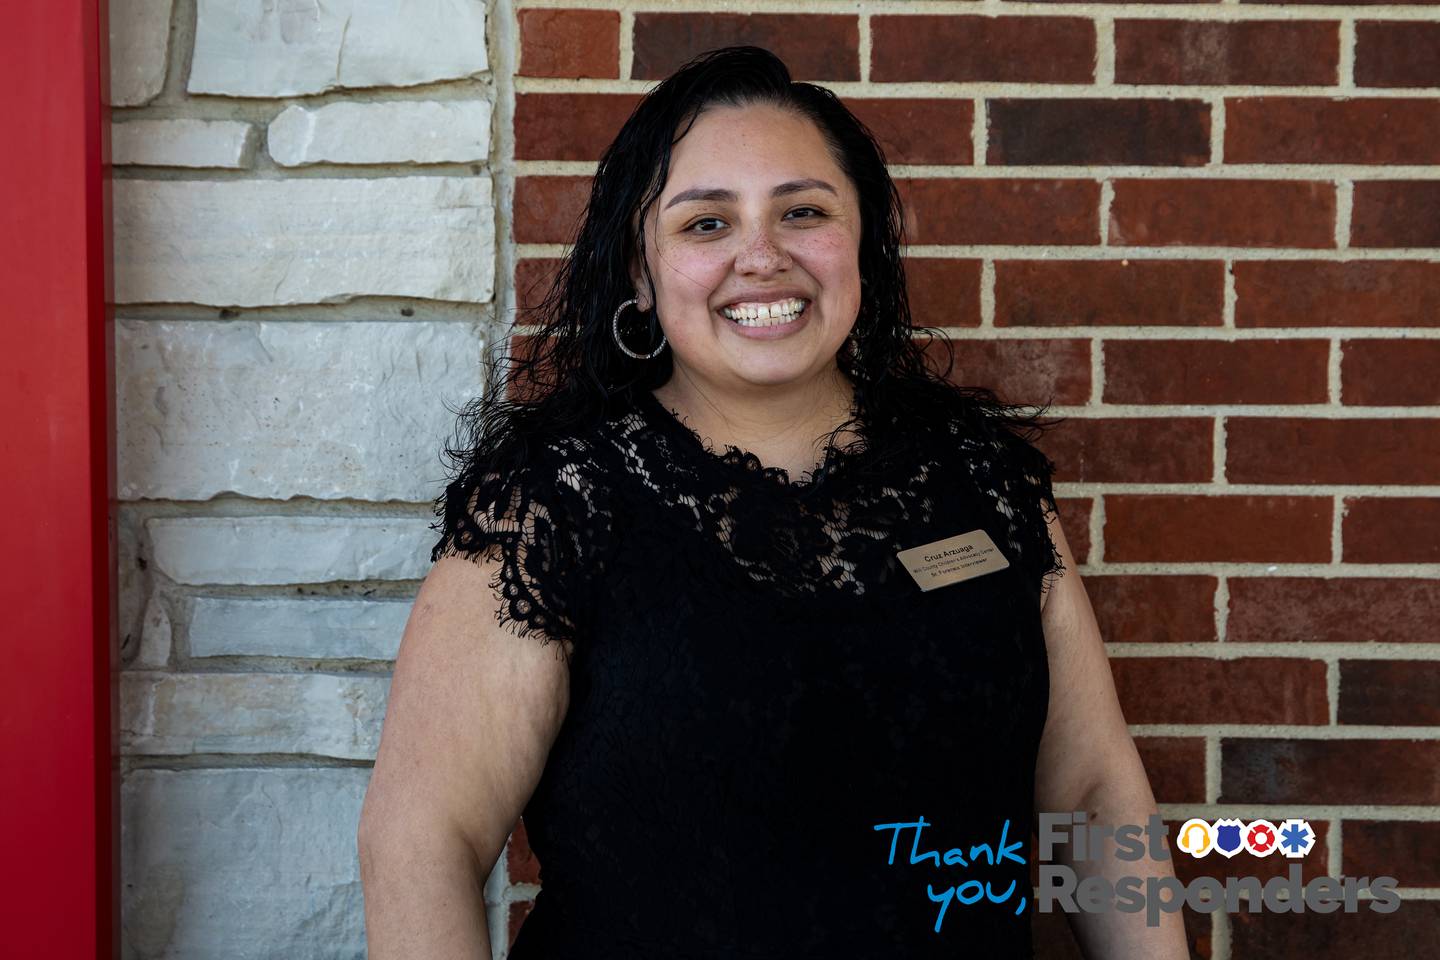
[896,529,1010,592]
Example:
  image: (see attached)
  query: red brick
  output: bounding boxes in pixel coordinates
[518,9,620,79]
[632,14,859,81]
[513,175,592,245]
[1352,181,1440,248]
[515,93,642,161]
[508,900,534,945]
[845,99,974,165]
[1105,495,1332,563]
[1115,20,1339,85]
[1227,418,1440,485]
[1343,820,1440,885]
[1134,737,1208,802]
[1111,657,1328,725]
[903,258,982,328]
[926,336,1092,405]
[1355,21,1440,87]
[1228,577,1440,644]
[1340,660,1440,726]
[1342,497,1440,563]
[1085,576,1219,644]
[1226,98,1440,164]
[1166,818,1333,884]
[1223,738,1440,804]
[1234,260,1440,327]
[996,259,1224,328]
[515,258,565,322]
[508,817,540,883]
[987,99,1210,166]
[1059,498,1093,563]
[872,16,1095,83]
[1038,417,1213,484]
[1342,340,1440,404]
[1102,339,1329,404]
[1230,900,1440,960]
[897,178,1100,246]
[1110,179,1336,248]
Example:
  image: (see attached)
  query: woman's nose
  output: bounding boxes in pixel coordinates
[733,222,790,274]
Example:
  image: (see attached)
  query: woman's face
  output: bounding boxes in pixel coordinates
[630,103,864,393]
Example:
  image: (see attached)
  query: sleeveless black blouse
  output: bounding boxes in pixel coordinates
[431,384,1065,958]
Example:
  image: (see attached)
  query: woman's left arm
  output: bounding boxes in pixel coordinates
[1032,511,1191,960]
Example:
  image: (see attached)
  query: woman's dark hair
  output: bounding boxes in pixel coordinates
[433,45,1062,529]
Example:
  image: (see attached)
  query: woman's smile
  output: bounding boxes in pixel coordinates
[718,297,812,338]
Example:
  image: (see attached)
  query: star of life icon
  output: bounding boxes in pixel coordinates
[1176,817,1316,859]
[1277,818,1316,858]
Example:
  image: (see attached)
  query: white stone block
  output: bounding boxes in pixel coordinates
[121,671,389,758]
[112,119,256,168]
[146,516,436,586]
[121,767,369,957]
[268,100,491,166]
[110,0,173,107]
[116,319,483,502]
[113,176,494,306]
[134,594,172,668]
[189,596,412,661]
[190,0,488,98]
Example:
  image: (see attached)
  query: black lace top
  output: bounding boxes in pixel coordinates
[431,384,1065,958]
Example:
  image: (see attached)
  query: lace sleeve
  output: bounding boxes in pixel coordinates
[429,446,590,657]
[957,417,1067,596]
[1009,437,1066,596]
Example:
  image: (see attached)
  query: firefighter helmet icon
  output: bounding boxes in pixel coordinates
[1243,819,1279,857]
[1176,818,1214,857]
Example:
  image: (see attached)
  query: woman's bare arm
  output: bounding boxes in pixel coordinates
[1034,514,1189,960]
[358,553,571,959]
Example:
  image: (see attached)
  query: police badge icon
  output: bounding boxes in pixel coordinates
[1212,818,1245,858]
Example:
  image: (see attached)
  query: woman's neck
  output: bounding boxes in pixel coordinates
[650,367,858,479]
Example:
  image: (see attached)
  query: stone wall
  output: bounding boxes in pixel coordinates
[110,0,506,954]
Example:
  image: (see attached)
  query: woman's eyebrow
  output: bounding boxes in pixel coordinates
[663,178,838,210]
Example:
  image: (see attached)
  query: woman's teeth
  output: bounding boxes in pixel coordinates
[721,298,808,327]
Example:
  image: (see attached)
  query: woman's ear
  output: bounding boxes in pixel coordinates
[628,257,651,312]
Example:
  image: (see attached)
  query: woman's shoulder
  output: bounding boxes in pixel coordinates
[927,382,1066,593]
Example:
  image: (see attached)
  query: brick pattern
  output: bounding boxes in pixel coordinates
[511,6,1440,958]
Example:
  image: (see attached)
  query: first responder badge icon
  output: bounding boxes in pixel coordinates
[1242,819,1279,856]
[1277,818,1317,858]
[1212,818,1246,858]
[1176,818,1214,857]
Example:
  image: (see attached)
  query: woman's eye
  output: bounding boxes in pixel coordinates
[686,208,825,234]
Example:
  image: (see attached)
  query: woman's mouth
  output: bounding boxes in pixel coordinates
[719,297,809,328]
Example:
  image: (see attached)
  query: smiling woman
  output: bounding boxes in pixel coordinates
[358,45,1188,960]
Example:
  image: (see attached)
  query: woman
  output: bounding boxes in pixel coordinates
[359,46,1188,959]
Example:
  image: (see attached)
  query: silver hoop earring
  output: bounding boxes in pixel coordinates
[611,297,668,360]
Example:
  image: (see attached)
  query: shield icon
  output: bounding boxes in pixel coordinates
[1212,818,1245,858]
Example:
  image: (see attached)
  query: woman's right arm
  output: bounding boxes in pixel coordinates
[358,553,571,959]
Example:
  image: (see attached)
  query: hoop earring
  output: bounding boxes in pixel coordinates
[611,298,668,360]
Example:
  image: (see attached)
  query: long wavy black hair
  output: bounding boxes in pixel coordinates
[433,45,1062,530]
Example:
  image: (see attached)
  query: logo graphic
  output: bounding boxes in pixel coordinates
[1176,818,1214,857]
[1243,819,1279,857]
[1176,817,1316,859]
[1212,818,1245,858]
[1278,818,1317,858]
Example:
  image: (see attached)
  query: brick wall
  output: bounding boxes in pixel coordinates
[508,5,1440,959]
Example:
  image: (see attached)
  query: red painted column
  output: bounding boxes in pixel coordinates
[0,1,117,956]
